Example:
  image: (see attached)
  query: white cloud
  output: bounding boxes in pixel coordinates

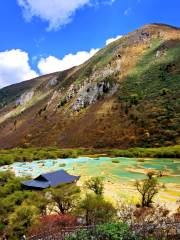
[38,48,99,75]
[105,35,123,45]
[17,0,90,31]
[124,7,132,16]
[0,49,38,89]
[0,32,124,88]
[37,33,123,75]
[17,0,115,31]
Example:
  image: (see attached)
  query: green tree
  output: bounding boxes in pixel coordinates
[27,191,49,215]
[49,184,81,214]
[0,171,14,185]
[80,194,116,225]
[0,171,48,238]
[135,173,159,207]
[7,202,39,240]
[85,176,104,196]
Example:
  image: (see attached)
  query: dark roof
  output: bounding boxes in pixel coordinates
[22,179,50,189]
[22,170,80,189]
[39,170,80,186]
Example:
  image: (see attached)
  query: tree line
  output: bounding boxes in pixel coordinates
[0,171,179,240]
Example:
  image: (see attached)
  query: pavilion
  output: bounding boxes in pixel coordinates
[22,169,80,190]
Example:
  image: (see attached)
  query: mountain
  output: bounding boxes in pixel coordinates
[0,24,179,149]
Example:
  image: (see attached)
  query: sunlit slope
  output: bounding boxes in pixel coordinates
[0,24,179,148]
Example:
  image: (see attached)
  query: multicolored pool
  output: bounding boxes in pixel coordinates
[0,157,179,184]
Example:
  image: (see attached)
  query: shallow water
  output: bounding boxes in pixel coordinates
[0,157,179,184]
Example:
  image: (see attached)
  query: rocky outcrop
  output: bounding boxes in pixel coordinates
[66,83,80,100]
[90,58,121,81]
[72,80,117,111]
[47,77,58,87]
[59,56,121,109]
[156,44,169,58]
[16,90,34,106]
[126,26,165,46]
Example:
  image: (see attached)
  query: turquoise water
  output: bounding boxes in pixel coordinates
[0,157,179,184]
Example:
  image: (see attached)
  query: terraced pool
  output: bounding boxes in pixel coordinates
[0,157,179,184]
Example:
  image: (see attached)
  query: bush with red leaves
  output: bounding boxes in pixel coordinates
[28,214,78,236]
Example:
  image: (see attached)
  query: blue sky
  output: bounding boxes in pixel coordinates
[0,0,179,88]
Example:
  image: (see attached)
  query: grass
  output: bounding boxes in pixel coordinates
[107,145,180,158]
[0,145,179,166]
[118,39,180,147]
[0,147,84,166]
[73,36,125,86]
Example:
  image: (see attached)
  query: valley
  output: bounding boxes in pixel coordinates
[0,23,180,239]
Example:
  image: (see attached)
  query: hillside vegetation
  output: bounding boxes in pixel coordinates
[0,145,180,166]
[0,24,179,149]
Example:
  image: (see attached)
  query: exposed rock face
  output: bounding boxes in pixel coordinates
[156,44,168,58]
[90,58,121,81]
[16,91,34,106]
[127,26,165,45]
[66,84,80,100]
[72,81,117,111]
[62,57,121,109]
[47,78,58,87]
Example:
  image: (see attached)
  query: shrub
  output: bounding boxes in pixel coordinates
[7,203,39,240]
[59,163,66,167]
[95,222,134,240]
[0,171,49,239]
[65,229,90,240]
[28,214,77,236]
[160,88,171,96]
[65,222,139,240]
[112,159,120,163]
[59,97,67,107]
[80,194,117,225]
[137,159,145,162]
